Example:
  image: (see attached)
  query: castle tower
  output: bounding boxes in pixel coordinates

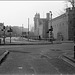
[34,13,40,37]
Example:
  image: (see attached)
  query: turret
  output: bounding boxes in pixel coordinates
[46,13,50,20]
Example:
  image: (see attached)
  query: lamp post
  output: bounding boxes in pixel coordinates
[28,18,29,41]
[22,24,23,39]
[49,11,53,43]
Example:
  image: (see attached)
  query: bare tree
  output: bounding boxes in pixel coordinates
[67,0,75,7]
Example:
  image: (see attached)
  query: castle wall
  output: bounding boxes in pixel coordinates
[52,14,68,40]
[34,8,75,41]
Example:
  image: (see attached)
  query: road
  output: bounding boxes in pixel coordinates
[0,43,75,74]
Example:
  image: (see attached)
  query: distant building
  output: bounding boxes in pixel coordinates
[34,7,75,41]
[0,23,4,37]
[34,13,48,39]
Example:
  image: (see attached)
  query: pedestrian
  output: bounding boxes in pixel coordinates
[39,36,41,40]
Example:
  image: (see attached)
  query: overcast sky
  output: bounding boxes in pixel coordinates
[0,1,71,28]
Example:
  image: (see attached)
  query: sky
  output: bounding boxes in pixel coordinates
[0,1,71,28]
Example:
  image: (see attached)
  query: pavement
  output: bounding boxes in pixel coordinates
[0,37,74,45]
[62,53,75,67]
[30,42,75,70]
[42,47,75,69]
[0,40,61,45]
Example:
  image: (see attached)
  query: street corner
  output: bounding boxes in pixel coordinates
[0,50,9,65]
[61,53,75,67]
[62,50,74,59]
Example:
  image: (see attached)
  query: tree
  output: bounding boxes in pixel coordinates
[67,0,75,7]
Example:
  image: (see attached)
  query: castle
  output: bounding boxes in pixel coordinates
[34,7,75,41]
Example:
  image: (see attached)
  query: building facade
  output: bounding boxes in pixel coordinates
[34,13,49,39]
[0,23,4,37]
[34,7,75,40]
[52,12,68,40]
[52,7,75,41]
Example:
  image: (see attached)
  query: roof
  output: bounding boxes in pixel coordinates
[52,13,67,22]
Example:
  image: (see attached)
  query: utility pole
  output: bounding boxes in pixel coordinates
[28,18,29,41]
[10,27,11,43]
[10,32,11,43]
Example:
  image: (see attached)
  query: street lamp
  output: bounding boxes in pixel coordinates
[49,11,53,43]
[28,18,29,41]
[22,24,23,39]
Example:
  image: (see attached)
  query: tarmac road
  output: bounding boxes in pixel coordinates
[0,43,74,74]
[0,52,59,74]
